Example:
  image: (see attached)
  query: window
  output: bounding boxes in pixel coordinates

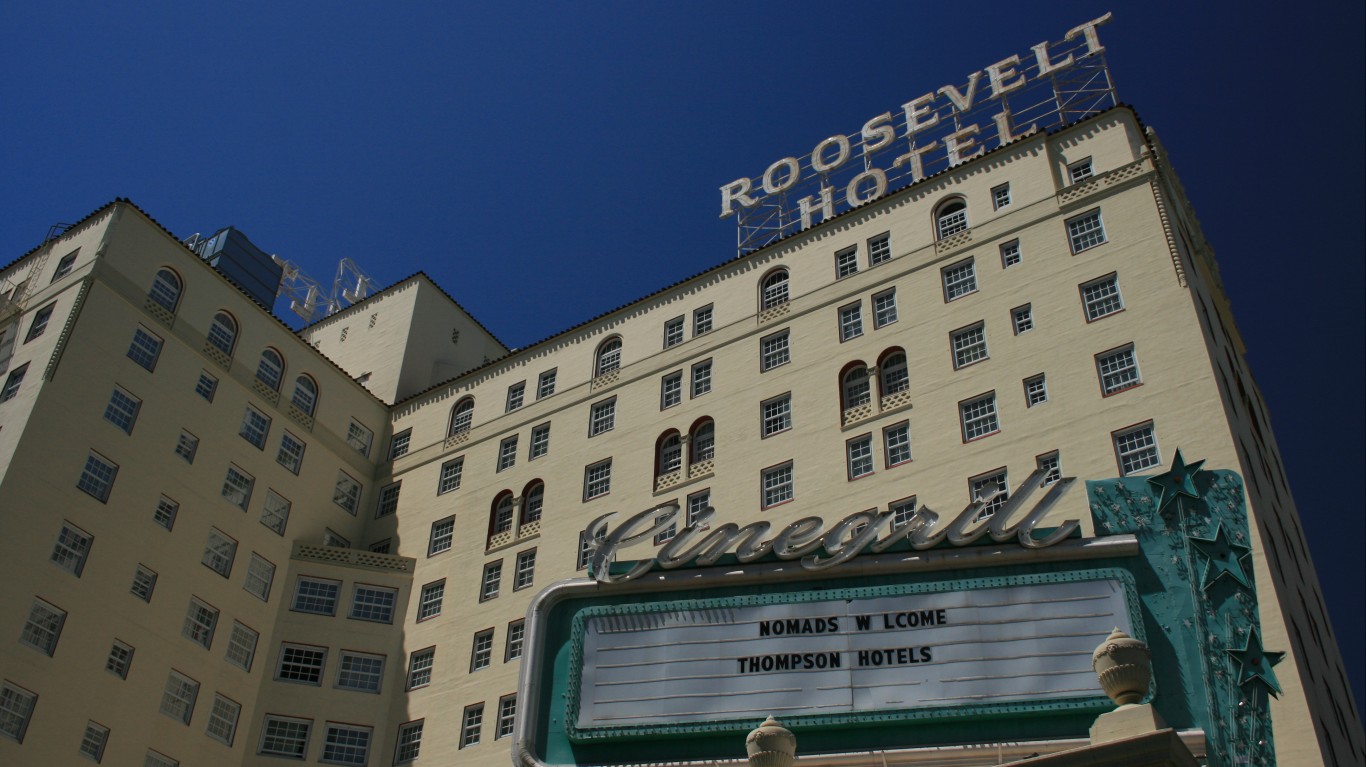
[868,233,892,265]
[323,723,371,765]
[960,392,1000,441]
[594,337,622,377]
[0,363,28,402]
[691,420,715,463]
[835,246,859,278]
[663,316,685,348]
[936,200,968,238]
[0,682,36,743]
[336,652,385,693]
[514,549,537,590]
[371,483,402,520]
[221,466,254,510]
[884,422,912,467]
[839,303,863,341]
[847,435,874,479]
[438,457,464,494]
[195,371,218,402]
[395,721,424,763]
[760,270,789,310]
[126,327,162,371]
[693,304,713,335]
[525,483,544,526]
[842,366,871,409]
[1067,209,1107,253]
[104,387,141,433]
[529,423,550,459]
[333,472,361,515]
[173,430,198,463]
[691,359,712,397]
[107,640,134,678]
[536,369,557,399]
[491,493,515,537]
[291,375,318,416]
[389,429,412,459]
[971,471,1009,520]
[206,312,237,356]
[51,522,93,576]
[760,330,790,371]
[240,407,271,449]
[255,349,285,391]
[131,565,158,602]
[588,398,616,436]
[429,516,456,556]
[480,561,502,601]
[368,539,391,554]
[657,433,682,476]
[144,751,179,767]
[148,268,181,312]
[497,436,518,471]
[202,529,237,577]
[506,381,526,412]
[293,577,341,615]
[506,620,526,661]
[260,716,311,759]
[687,489,711,528]
[1067,157,1094,183]
[345,421,373,456]
[942,260,977,301]
[407,648,435,689]
[182,598,218,648]
[879,352,909,396]
[52,250,79,280]
[244,555,275,601]
[471,629,494,671]
[498,695,517,739]
[20,599,65,655]
[80,721,109,761]
[873,290,898,327]
[1081,274,1123,321]
[1000,239,1021,267]
[261,491,291,535]
[661,372,683,409]
[1025,374,1049,406]
[324,529,350,548]
[992,183,1011,210]
[207,695,241,746]
[1010,305,1036,336]
[24,303,55,342]
[225,622,258,671]
[77,452,118,501]
[277,644,327,685]
[891,497,918,529]
[461,704,484,748]
[1097,345,1141,394]
[762,463,794,508]
[1037,451,1062,486]
[159,671,198,724]
[418,580,444,620]
[762,394,792,437]
[951,323,988,368]
[1114,422,1160,475]
[350,586,397,624]
[577,527,604,570]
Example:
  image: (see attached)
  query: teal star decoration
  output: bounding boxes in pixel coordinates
[1189,523,1252,590]
[1226,628,1285,697]
[1146,449,1205,514]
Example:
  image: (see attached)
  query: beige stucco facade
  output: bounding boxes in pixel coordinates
[0,108,1359,767]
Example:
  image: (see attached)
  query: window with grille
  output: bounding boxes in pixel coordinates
[276,432,305,474]
[1067,157,1093,183]
[195,371,218,401]
[350,586,397,624]
[514,549,537,590]
[322,723,371,765]
[595,338,622,376]
[240,407,270,448]
[1037,452,1062,486]
[395,721,424,763]
[159,671,198,724]
[868,233,892,265]
[584,460,612,500]
[693,305,713,335]
[891,497,918,529]
[505,382,526,412]
[992,183,1011,209]
[506,620,526,661]
[660,372,683,409]
[429,517,455,556]
[951,323,988,368]
[0,682,37,743]
[376,482,402,517]
[835,246,858,278]
[839,303,863,341]
[336,652,384,693]
[461,704,484,748]
[880,353,909,395]
[688,489,711,527]
[884,422,912,467]
[438,457,463,494]
[408,648,435,689]
[537,369,557,399]
[292,578,340,616]
[971,471,1009,521]
[936,201,968,239]
[201,529,237,577]
[1114,423,1160,475]
[221,466,253,510]
[497,695,517,739]
[960,393,1000,441]
[346,421,373,456]
[497,436,518,471]
[1097,345,1141,394]
[225,623,258,671]
[334,472,361,514]
[106,640,134,678]
[206,695,240,746]
[1067,209,1107,253]
[1025,374,1049,406]
[154,496,179,530]
[418,580,445,620]
[244,556,274,599]
[260,716,311,759]
[471,630,494,671]
[873,290,898,327]
[77,452,118,502]
[131,565,157,602]
[0,363,28,402]
[390,429,412,459]
[691,360,712,396]
[761,331,790,371]
[663,316,685,348]
[942,260,977,301]
[277,644,327,685]
[174,431,198,464]
[260,491,290,535]
[127,327,162,371]
[51,522,92,576]
[1012,304,1034,334]
[480,561,502,601]
[80,720,109,760]
[20,599,65,655]
[577,527,604,570]
[104,387,141,433]
[847,435,874,479]
[760,270,789,309]
[182,599,218,648]
[1081,274,1123,320]
[1000,239,1021,267]
[589,399,616,436]
[762,395,791,437]
[762,463,794,508]
[529,424,550,459]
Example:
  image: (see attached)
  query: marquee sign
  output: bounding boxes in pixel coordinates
[720,13,1117,255]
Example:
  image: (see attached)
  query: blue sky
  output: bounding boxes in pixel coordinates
[3,1,1362,716]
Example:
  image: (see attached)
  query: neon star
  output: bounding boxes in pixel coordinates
[1226,628,1285,697]
[1146,449,1205,514]
[1189,523,1252,590]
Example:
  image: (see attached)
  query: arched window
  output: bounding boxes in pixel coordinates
[760,269,789,310]
[656,431,682,477]
[595,337,622,377]
[841,365,872,410]
[490,492,515,538]
[148,268,182,312]
[691,419,715,463]
[291,375,318,416]
[206,312,237,355]
[522,481,544,526]
[256,348,285,391]
[935,199,968,239]
[449,398,475,436]
[878,349,910,397]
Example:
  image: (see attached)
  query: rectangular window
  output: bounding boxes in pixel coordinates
[1114,422,1160,475]
[537,369,557,399]
[471,629,494,671]
[835,246,859,278]
[971,470,1009,520]
[418,580,445,620]
[195,371,218,401]
[438,457,464,494]
[0,363,29,402]
[407,648,435,689]
[514,549,536,590]
[333,471,361,515]
[1012,304,1034,334]
[153,496,179,530]
[429,516,456,556]
[687,489,711,528]
[1037,451,1062,486]
[349,585,397,624]
[868,233,892,265]
[890,496,918,529]
[529,423,550,459]
[80,720,110,760]
[389,428,412,459]
[951,323,988,368]
[293,577,341,616]
[693,304,713,335]
[654,371,683,410]
[107,640,134,678]
[1067,208,1107,253]
[960,392,1000,441]
[174,431,198,464]
[206,695,241,746]
[345,421,373,456]
[275,431,305,474]
[505,382,526,412]
[260,716,311,759]
[77,452,118,502]
[654,505,677,545]
[20,599,66,655]
[1025,374,1049,406]
[239,406,271,449]
[201,528,237,577]
[244,555,275,601]
[131,565,158,602]
[1097,345,1141,395]
[145,750,178,767]
[846,435,874,479]
[323,723,371,765]
[496,436,518,471]
[51,522,93,576]
[0,682,37,743]
[103,387,141,433]
[760,330,790,371]
[395,721,424,763]
[762,463,794,508]
[1000,239,1021,267]
[588,399,616,436]
[584,459,612,500]
[25,304,56,342]
[225,622,258,671]
[126,327,162,371]
[663,316,685,348]
[506,620,525,661]
[691,359,712,397]
[159,671,198,724]
[461,704,484,748]
[873,289,898,327]
[497,695,517,739]
[277,643,327,685]
[336,652,385,693]
[52,250,79,280]
[761,394,791,437]
[368,539,391,554]
[942,259,978,301]
[1082,274,1124,321]
[376,481,402,517]
[884,422,912,467]
[577,527,604,570]
[221,466,253,510]
[182,598,218,648]
[260,490,291,535]
[480,561,502,602]
[992,183,1011,210]
[1067,157,1094,183]
[838,303,863,341]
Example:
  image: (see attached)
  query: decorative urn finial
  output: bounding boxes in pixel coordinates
[1092,627,1152,706]
[746,715,796,767]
